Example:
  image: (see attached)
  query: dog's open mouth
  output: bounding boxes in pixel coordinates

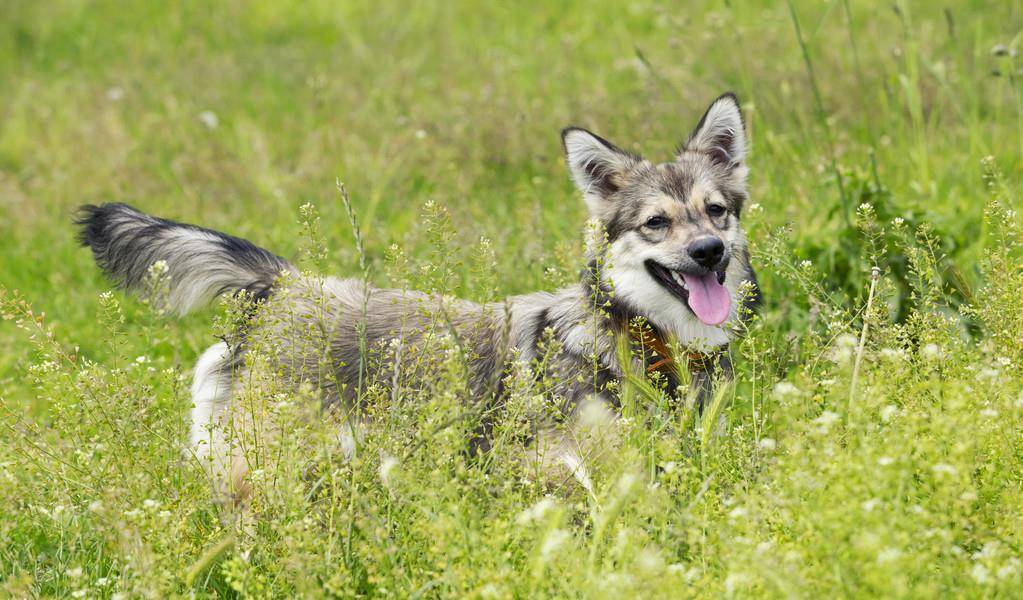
[645,260,730,326]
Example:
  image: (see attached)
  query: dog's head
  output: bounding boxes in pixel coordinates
[562,93,753,344]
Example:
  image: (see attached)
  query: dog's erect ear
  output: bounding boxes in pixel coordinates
[562,127,638,215]
[681,93,747,168]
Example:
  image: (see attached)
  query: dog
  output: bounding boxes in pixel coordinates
[76,93,758,497]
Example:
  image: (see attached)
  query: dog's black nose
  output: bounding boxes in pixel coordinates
[687,236,725,268]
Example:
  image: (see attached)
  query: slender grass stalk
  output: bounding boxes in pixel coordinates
[338,179,370,403]
[849,266,880,408]
[185,536,235,587]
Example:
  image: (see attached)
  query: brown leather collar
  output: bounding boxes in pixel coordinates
[626,321,718,376]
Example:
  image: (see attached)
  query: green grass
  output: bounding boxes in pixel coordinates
[2,0,1023,597]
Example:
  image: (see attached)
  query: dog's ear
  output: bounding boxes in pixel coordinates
[680,93,747,169]
[562,127,638,215]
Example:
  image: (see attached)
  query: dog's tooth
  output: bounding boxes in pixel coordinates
[672,271,685,287]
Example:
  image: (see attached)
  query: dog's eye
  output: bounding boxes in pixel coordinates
[644,216,670,229]
[706,203,727,217]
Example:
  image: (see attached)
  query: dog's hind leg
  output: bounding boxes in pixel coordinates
[189,342,241,496]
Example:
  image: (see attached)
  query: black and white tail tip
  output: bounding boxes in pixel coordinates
[76,203,294,315]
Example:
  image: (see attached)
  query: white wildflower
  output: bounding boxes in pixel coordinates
[974,542,1000,560]
[148,259,169,276]
[998,559,1020,579]
[198,110,219,129]
[378,454,399,488]
[877,547,901,563]
[728,506,748,520]
[67,566,83,578]
[617,472,637,495]
[879,347,905,361]
[724,572,750,595]
[142,499,159,509]
[921,343,942,360]
[862,498,879,512]
[979,368,999,381]
[831,333,858,363]
[877,456,894,466]
[772,381,799,400]
[517,497,556,525]
[880,405,898,422]
[813,410,841,432]
[980,408,999,418]
[971,563,991,585]
[106,86,124,101]
[932,463,957,476]
[577,396,614,429]
[540,528,570,559]
[758,438,777,451]
[637,548,664,572]
[414,129,428,140]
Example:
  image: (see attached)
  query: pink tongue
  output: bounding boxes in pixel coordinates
[681,273,731,325]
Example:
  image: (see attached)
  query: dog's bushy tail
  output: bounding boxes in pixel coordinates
[76,203,296,315]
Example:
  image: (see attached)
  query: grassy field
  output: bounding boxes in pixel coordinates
[3,0,1023,597]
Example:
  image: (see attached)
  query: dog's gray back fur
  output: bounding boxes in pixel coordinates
[261,277,621,411]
